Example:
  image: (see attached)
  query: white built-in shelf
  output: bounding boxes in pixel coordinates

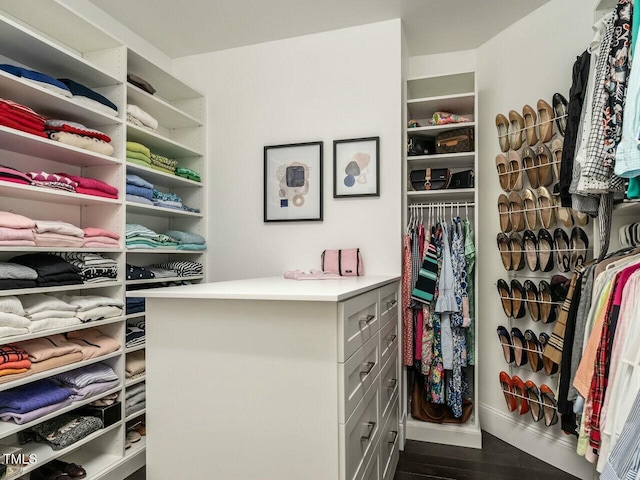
[0,385,122,440]
[125,436,147,458]
[407,92,475,120]
[126,248,206,254]
[0,281,122,298]
[126,162,203,188]
[0,350,121,394]
[407,122,475,139]
[127,83,203,129]
[0,14,120,88]
[0,126,121,168]
[126,202,203,218]
[0,316,124,347]
[126,344,146,354]
[0,182,121,206]
[125,408,146,423]
[0,247,122,253]
[0,70,122,127]
[407,152,476,169]
[3,422,122,478]
[126,275,204,286]
[407,188,475,202]
[60,449,123,480]
[127,123,203,159]
[125,312,146,320]
[125,375,146,388]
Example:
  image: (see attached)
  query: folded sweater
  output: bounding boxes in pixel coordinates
[0,211,35,229]
[34,220,84,238]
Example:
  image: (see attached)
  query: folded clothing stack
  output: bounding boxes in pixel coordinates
[0,211,36,247]
[56,172,118,199]
[31,413,103,450]
[152,189,182,210]
[150,152,178,175]
[126,173,154,206]
[11,253,82,287]
[53,362,119,400]
[61,295,123,322]
[125,382,145,417]
[127,73,156,95]
[126,224,178,249]
[126,297,145,315]
[127,104,158,131]
[0,296,30,338]
[26,171,77,192]
[46,119,113,156]
[66,328,121,359]
[125,350,145,380]
[59,78,118,116]
[126,264,155,281]
[91,392,118,407]
[0,379,72,424]
[0,344,31,377]
[0,262,37,290]
[16,334,84,385]
[0,164,32,186]
[175,167,201,182]
[57,252,117,283]
[82,227,120,248]
[34,220,84,248]
[149,261,203,277]
[0,65,71,97]
[126,141,152,169]
[164,230,206,251]
[129,316,145,330]
[0,98,46,138]
[19,294,82,333]
[126,324,145,348]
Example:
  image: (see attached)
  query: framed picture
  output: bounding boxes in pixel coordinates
[333,137,380,198]
[264,141,323,222]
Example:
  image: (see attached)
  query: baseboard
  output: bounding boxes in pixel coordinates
[479,403,597,480]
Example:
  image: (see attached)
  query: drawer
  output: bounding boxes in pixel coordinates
[378,283,399,329]
[359,446,380,480]
[339,332,381,423]
[339,289,380,362]
[379,320,398,369]
[340,378,380,480]
[379,349,398,421]
[379,399,400,480]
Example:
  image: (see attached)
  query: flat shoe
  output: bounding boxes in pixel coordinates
[540,384,559,426]
[509,110,525,150]
[551,138,563,181]
[522,146,539,189]
[536,186,556,229]
[508,150,523,191]
[523,229,539,271]
[497,279,512,317]
[552,93,569,137]
[497,326,515,364]
[538,333,559,375]
[499,371,517,412]
[508,191,526,232]
[127,430,142,443]
[525,380,543,422]
[538,229,555,272]
[509,232,525,271]
[511,375,530,415]
[497,233,512,270]
[573,209,589,227]
[522,104,538,146]
[570,227,589,271]
[536,143,554,187]
[522,188,539,229]
[538,281,556,324]
[495,153,510,192]
[496,113,510,152]
[553,184,573,227]
[524,329,544,372]
[524,280,540,322]
[498,194,512,232]
[49,460,86,479]
[510,279,526,319]
[510,327,528,367]
[537,99,555,143]
[554,228,571,273]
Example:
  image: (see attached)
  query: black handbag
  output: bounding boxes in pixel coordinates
[447,170,475,189]
[410,168,450,191]
[407,137,436,156]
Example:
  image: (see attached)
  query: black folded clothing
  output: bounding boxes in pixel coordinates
[126,264,155,281]
[35,274,83,287]
[11,253,77,277]
[127,73,156,95]
[126,297,145,314]
[0,279,37,290]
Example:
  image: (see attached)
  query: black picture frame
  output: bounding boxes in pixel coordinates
[263,141,323,222]
[333,136,380,198]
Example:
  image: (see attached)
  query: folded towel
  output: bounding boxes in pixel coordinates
[127,105,158,130]
[34,220,84,238]
[125,174,153,189]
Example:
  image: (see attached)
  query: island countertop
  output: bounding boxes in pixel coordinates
[127,274,400,302]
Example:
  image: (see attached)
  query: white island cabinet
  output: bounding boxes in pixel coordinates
[131,275,400,480]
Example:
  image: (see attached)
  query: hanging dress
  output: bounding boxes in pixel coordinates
[464,218,476,366]
[429,225,445,403]
[402,234,413,366]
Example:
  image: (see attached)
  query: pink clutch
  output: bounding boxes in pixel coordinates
[321,248,364,276]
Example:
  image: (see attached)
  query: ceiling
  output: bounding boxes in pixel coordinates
[89,0,549,59]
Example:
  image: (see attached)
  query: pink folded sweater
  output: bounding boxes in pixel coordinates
[83,227,120,240]
[0,212,35,229]
[56,173,118,196]
[34,232,84,247]
[0,227,34,241]
[82,236,119,246]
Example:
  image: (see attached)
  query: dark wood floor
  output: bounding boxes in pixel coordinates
[394,431,580,480]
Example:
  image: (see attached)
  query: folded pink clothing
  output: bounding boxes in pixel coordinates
[82,236,119,246]
[34,232,84,247]
[83,227,120,240]
[66,328,120,359]
[0,212,35,229]
[0,227,34,241]
[17,334,82,362]
[284,269,343,280]
[75,187,118,199]
[27,171,78,189]
[0,177,30,185]
[56,173,118,196]
[82,241,120,249]
[0,240,35,246]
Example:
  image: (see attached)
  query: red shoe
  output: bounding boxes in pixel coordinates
[499,371,517,412]
[524,380,543,422]
[511,375,529,415]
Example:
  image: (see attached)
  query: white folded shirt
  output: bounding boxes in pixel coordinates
[0,311,31,328]
[61,295,124,311]
[19,294,77,315]
[0,296,25,316]
[34,220,84,238]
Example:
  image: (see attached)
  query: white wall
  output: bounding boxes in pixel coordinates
[408,49,476,79]
[475,0,598,478]
[174,20,403,280]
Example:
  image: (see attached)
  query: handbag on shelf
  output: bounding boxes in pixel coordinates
[435,127,474,154]
[447,170,475,189]
[409,168,451,191]
[407,137,436,156]
[321,248,363,276]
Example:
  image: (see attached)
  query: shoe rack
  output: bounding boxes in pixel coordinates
[401,71,481,449]
[493,96,592,428]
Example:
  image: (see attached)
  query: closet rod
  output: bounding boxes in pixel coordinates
[409,202,475,208]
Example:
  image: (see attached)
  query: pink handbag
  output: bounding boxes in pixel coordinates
[321,248,364,276]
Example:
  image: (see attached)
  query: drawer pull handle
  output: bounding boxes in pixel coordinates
[359,314,376,328]
[360,361,376,377]
[387,299,398,309]
[386,334,397,345]
[360,422,376,442]
[387,378,397,389]
[388,430,398,445]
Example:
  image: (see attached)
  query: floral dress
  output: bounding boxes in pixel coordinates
[428,225,445,403]
[463,218,476,366]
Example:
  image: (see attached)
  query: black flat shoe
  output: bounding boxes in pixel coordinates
[497,233,512,270]
[554,228,571,272]
[538,281,557,324]
[523,230,539,271]
[540,384,559,426]
[510,279,527,319]
[497,279,512,317]
[510,327,528,367]
[497,326,515,364]
[538,229,555,272]
[553,93,568,137]
[539,333,559,375]
[570,227,589,271]
[524,330,544,372]
[523,280,540,322]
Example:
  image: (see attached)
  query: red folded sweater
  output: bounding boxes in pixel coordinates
[0,115,47,138]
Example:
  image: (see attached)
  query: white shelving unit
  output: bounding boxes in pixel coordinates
[402,72,481,449]
[0,2,207,478]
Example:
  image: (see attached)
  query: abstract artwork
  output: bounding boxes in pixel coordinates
[333,137,379,197]
[264,141,323,222]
